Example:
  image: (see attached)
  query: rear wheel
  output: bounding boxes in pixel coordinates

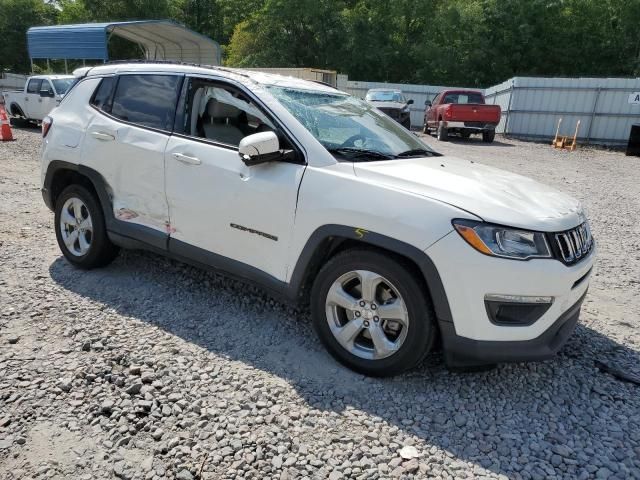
[422,122,429,134]
[54,184,119,269]
[437,121,448,141]
[311,249,437,376]
[482,129,496,143]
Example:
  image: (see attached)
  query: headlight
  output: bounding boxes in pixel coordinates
[402,105,410,113]
[452,219,551,260]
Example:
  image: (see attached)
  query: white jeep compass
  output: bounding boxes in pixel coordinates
[40,63,595,376]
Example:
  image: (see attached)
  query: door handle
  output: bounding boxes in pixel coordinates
[90,131,115,141]
[172,152,201,165]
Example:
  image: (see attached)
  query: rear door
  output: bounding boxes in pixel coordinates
[81,73,183,249]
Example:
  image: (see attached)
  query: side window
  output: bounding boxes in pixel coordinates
[41,81,54,95]
[27,79,42,94]
[91,77,116,112]
[183,79,276,147]
[110,75,182,130]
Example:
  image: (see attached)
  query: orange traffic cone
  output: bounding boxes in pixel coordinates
[0,103,15,141]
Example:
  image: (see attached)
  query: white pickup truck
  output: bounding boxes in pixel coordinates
[2,75,76,123]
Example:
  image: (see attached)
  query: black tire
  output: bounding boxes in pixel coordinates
[422,122,429,134]
[402,118,411,130]
[54,184,119,269]
[311,249,437,377]
[437,121,448,141]
[482,129,495,143]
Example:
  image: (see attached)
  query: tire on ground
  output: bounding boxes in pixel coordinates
[311,248,437,376]
[54,184,119,269]
[437,121,448,141]
[482,129,496,143]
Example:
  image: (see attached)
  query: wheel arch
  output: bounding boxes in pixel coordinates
[43,161,114,226]
[289,225,452,323]
[10,103,25,117]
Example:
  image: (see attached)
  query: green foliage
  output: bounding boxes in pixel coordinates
[0,0,57,73]
[1,0,639,84]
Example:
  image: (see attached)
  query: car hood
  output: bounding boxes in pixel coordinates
[369,101,406,110]
[354,156,585,232]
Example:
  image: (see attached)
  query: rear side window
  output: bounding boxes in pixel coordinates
[110,74,182,130]
[27,79,42,94]
[91,77,116,112]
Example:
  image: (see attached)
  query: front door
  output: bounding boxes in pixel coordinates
[164,76,305,281]
[38,80,58,120]
[80,73,183,248]
[24,78,42,119]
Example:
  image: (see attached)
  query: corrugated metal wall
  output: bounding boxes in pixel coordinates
[485,77,640,145]
[339,76,640,145]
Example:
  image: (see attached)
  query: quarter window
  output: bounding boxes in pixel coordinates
[27,79,42,94]
[110,75,182,130]
[91,77,116,112]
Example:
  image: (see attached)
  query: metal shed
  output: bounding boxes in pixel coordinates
[27,20,221,71]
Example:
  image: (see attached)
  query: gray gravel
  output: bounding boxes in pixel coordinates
[1,127,639,479]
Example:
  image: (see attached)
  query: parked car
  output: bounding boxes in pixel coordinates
[365,88,413,129]
[423,89,501,142]
[2,75,76,124]
[41,63,595,376]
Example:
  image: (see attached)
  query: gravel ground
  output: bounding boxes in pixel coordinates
[1,127,639,480]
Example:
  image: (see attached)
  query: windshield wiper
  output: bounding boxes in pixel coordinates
[396,148,441,158]
[327,147,395,160]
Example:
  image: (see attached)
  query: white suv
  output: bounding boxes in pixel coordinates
[40,63,595,376]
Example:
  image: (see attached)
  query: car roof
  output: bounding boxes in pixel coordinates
[441,89,483,95]
[77,62,343,95]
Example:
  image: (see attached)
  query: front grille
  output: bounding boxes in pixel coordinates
[553,222,593,264]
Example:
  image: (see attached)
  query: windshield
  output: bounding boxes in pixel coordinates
[52,78,76,95]
[365,90,404,103]
[268,86,436,160]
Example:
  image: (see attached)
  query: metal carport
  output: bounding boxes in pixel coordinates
[27,20,221,71]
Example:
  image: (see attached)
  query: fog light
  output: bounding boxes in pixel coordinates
[484,294,553,326]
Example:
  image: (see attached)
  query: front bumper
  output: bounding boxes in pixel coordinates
[425,230,595,367]
[439,290,586,368]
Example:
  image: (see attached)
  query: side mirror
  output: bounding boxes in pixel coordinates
[424,100,432,107]
[239,131,282,166]
[40,90,54,98]
[407,99,414,105]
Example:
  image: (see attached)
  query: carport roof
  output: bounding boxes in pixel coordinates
[27,20,221,65]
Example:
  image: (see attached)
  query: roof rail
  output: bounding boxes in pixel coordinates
[103,59,250,78]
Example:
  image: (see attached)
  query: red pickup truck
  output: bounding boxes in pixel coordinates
[423,90,501,143]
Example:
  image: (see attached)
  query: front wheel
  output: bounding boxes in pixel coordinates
[54,184,119,269]
[311,249,437,376]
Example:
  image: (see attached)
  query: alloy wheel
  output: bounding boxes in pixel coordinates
[59,197,93,256]
[325,270,409,360]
